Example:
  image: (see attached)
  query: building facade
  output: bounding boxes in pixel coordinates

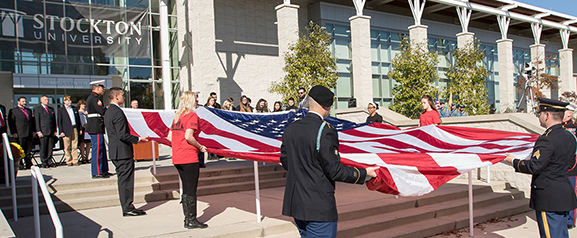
[0,0,576,114]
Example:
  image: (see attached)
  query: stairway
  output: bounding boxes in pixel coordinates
[334,180,530,238]
[0,161,287,219]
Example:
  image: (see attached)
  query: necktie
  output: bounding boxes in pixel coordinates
[0,109,4,127]
[20,107,28,120]
[44,106,48,113]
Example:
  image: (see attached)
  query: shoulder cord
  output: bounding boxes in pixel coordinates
[316,121,327,153]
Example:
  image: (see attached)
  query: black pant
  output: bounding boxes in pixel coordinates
[39,135,54,165]
[17,136,33,168]
[111,159,135,213]
[175,163,200,196]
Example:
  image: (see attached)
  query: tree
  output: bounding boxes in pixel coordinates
[443,41,490,115]
[269,21,338,103]
[389,38,439,119]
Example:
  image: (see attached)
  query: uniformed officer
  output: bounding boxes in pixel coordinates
[438,102,450,118]
[563,103,577,229]
[458,105,468,117]
[280,85,379,238]
[86,80,111,179]
[505,97,577,238]
[449,103,460,117]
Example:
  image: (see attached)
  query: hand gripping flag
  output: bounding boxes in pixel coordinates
[123,107,538,196]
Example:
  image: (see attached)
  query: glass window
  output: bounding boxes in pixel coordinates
[372,75,381,97]
[370,30,379,41]
[336,59,350,73]
[334,25,350,38]
[371,62,380,74]
[172,82,180,109]
[334,38,350,60]
[371,42,380,62]
[154,82,164,109]
[336,73,352,98]
[130,81,154,109]
[380,31,390,43]
[129,67,152,80]
[380,44,390,62]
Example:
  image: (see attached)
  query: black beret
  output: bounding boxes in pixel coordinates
[308,85,334,107]
[537,97,568,112]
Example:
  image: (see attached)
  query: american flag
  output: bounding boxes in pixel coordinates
[435,91,440,109]
[123,107,538,196]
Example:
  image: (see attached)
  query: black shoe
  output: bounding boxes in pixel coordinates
[123,209,146,217]
[103,172,115,176]
[40,164,50,168]
[185,218,208,229]
[199,164,206,168]
[569,225,576,229]
[92,174,110,179]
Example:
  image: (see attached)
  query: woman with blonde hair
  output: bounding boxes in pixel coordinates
[167,91,208,229]
[419,95,441,126]
[222,98,233,111]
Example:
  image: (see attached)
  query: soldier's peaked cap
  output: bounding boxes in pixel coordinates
[308,85,334,107]
[90,80,105,87]
[537,97,568,112]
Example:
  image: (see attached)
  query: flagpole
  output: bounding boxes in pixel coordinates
[253,161,262,223]
[468,171,474,237]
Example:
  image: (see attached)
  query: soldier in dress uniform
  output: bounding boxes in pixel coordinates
[86,80,112,179]
[563,103,577,229]
[280,85,379,238]
[505,97,577,238]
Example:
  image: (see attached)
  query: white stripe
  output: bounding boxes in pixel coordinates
[341,153,434,196]
[158,111,176,128]
[199,132,258,152]
[123,110,159,138]
[340,142,416,153]
[428,153,490,174]
[196,107,282,148]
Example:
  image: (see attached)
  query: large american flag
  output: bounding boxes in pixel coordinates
[124,107,538,197]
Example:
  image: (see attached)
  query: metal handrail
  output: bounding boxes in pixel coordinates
[2,133,17,221]
[31,166,63,238]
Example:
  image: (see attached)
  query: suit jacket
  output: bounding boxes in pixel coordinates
[86,92,107,134]
[280,113,367,222]
[0,104,6,134]
[8,106,34,137]
[57,106,81,137]
[104,104,138,160]
[513,123,577,212]
[33,105,56,135]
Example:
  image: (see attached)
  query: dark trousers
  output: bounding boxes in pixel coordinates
[294,219,338,238]
[111,158,135,213]
[39,135,54,165]
[536,210,570,238]
[569,176,577,226]
[89,133,108,176]
[17,136,33,168]
[175,163,200,196]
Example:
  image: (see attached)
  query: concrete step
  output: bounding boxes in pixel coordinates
[354,199,530,238]
[339,190,530,238]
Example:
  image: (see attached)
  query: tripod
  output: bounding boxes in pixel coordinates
[516,74,537,114]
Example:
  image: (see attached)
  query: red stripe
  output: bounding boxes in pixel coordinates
[339,158,400,195]
[438,125,539,141]
[96,135,100,175]
[198,118,280,152]
[142,112,171,138]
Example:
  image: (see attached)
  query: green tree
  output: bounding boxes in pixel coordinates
[269,21,338,103]
[443,41,490,115]
[389,38,439,119]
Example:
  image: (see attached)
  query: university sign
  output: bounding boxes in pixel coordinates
[0,1,150,58]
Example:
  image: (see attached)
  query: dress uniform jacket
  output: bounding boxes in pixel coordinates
[104,104,138,160]
[563,121,577,177]
[280,113,367,222]
[513,123,577,212]
[86,92,107,134]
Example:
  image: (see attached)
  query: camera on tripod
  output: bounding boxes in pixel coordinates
[524,62,535,80]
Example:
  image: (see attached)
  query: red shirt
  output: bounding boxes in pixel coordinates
[420,110,441,126]
[171,112,200,164]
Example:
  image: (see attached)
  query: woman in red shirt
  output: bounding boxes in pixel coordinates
[419,95,441,126]
[167,91,208,229]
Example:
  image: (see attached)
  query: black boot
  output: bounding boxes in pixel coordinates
[182,195,208,229]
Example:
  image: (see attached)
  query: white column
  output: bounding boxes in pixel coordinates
[559,48,575,94]
[409,25,428,52]
[160,0,172,109]
[190,0,219,99]
[275,3,300,61]
[176,0,191,92]
[497,39,515,112]
[531,44,549,98]
[350,15,372,108]
[457,32,474,49]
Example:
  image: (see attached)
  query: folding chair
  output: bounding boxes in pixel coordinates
[51,137,66,166]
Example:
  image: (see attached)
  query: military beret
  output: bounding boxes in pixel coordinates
[537,97,568,112]
[308,85,334,107]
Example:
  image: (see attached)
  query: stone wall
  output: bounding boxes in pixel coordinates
[335,107,540,190]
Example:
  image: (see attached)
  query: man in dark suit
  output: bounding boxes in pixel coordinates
[506,97,577,238]
[104,87,148,217]
[86,80,110,178]
[280,85,378,237]
[34,95,57,168]
[57,96,81,166]
[8,97,34,169]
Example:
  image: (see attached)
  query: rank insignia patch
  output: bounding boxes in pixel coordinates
[97,100,102,106]
[533,150,540,160]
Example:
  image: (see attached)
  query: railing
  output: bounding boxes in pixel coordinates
[31,166,63,238]
[2,133,17,221]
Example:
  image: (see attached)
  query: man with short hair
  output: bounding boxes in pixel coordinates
[280,85,379,237]
[86,80,111,178]
[105,87,149,217]
[286,97,298,111]
[438,102,450,118]
[297,87,309,109]
[130,100,139,109]
[8,97,34,169]
[505,97,577,238]
[57,96,81,166]
[450,103,460,117]
[458,105,468,116]
[34,95,57,168]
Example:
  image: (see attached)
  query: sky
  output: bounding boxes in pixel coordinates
[517,0,577,17]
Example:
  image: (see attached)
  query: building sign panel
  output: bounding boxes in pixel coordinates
[0,0,150,58]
